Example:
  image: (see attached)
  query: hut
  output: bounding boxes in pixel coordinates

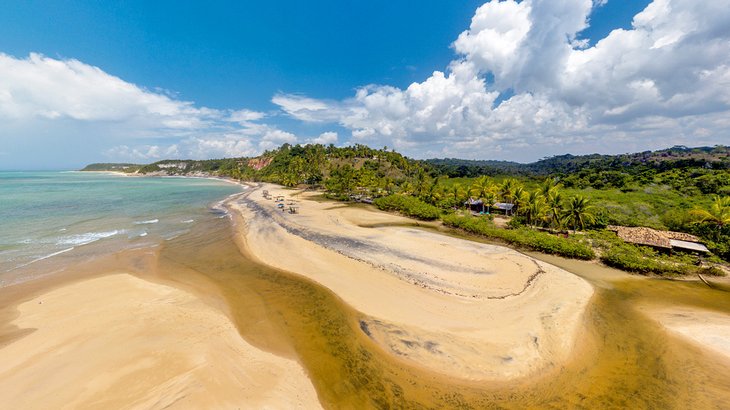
[607,226,710,254]
[465,198,485,213]
[493,202,515,216]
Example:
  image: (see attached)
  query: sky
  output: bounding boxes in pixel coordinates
[1,0,728,169]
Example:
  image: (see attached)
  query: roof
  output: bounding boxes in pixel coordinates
[465,197,483,205]
[493,202,514,210]
[607,225,707,251]
[669,239,710,253]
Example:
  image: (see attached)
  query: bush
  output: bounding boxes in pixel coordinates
[442,214,595,260]
[599,243,689,276]
[373,194,441,220]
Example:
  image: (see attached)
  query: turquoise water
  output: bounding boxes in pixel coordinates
[0,171,241,285]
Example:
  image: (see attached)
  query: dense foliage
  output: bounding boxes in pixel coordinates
[442,214,595,260]
[84,143,730,270]
[373,195,441,220]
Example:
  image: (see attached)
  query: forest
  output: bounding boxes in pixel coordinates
[83,144,730,274]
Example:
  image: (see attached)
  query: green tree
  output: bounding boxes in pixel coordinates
[546,190,565,230]
[690,195,730,240]
[563,195,595,232]
[523,190,547,227]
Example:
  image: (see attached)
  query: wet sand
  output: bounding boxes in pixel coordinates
[0,256,321,409]
[231,183,594,381]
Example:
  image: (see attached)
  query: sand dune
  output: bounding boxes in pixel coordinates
[0,274,321,409]
[231,184,594,381]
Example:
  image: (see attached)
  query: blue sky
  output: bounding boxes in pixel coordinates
[1,0,728,169]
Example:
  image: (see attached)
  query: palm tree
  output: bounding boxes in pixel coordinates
[563,195,595,232]
[512,185,527,213]
[690,195,730,240]
[546,190,565,231]
[449,183,466,208]
[540,177,562,198]
[523,191,547,227]
[500,179,517,203]
[469,176,494,212]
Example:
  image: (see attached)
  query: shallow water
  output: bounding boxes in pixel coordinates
[0,171,240,285]
[154,215,730,409]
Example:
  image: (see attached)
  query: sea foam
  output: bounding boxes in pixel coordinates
[134,219,159,225]
[56,230,122,246]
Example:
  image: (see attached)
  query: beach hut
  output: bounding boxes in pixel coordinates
[493,202,515,216]
[464,198,485,213]
[607,225,710,254]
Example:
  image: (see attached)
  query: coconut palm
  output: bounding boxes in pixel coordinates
[449,183,466,208]
[563,195,595,232]
[690,195,730,240]
[546,190,565,230]
[523,190,547,227]
[469,176,494,212]
[540,177,562,198]
[500,179,517,203]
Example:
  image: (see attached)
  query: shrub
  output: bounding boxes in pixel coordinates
[373,194,441,220]
[599,244,687,276]
[442,214,595,260]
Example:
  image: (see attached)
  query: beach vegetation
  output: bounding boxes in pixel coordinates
[374,195,441,220]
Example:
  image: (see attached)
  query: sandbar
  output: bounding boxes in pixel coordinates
[0,273,321,409]
[230,184,594,381]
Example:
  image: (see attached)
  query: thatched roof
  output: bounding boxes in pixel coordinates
[607,225,703,250]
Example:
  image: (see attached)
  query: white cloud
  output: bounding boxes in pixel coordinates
[271,94,341,122]
[309,131,338,145]
[273,0,730,160]
[0,52,301,165]
[0,53,217,130]
[227,109,266,123]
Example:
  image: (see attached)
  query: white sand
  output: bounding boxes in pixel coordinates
[644,306,730,361]
[0,274,322,410]
[231,184,594,381]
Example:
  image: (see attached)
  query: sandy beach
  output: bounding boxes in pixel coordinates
[641,305,730,363]
[0,273,321,410]
[230,184,595,381]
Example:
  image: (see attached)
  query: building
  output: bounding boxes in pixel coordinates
[607,225,710,254]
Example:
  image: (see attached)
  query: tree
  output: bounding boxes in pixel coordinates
[469,176,494,212]
[690,195,730,240]
[449,183,466,208]
[546,190,565,231]
[523,190,547,227]
[563,195,595,232]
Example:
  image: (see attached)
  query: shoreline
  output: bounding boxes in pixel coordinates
[229,183,595,381]
[0,178,323,409]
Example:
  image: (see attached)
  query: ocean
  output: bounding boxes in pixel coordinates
[0,171,242,286]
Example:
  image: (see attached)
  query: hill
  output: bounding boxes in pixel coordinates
[80,163,142,172]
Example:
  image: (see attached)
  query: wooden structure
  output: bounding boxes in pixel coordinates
[607,225,710,254]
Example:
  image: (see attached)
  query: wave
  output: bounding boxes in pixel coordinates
[12,247,75,270]
[56,230,123,246]
[134,219,159,225]
[181,219,194,224]
[139,232,148,237]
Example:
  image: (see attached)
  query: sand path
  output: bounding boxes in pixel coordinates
[231,184,594,381]
[0,273,321,410]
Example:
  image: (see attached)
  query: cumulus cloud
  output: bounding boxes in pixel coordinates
[274,0,730,160]
[0,52,299,165]
[309,131,338,145]
[0,52,219,130]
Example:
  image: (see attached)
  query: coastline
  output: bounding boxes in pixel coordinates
[229,183,595,381]
[0,176,323,409]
